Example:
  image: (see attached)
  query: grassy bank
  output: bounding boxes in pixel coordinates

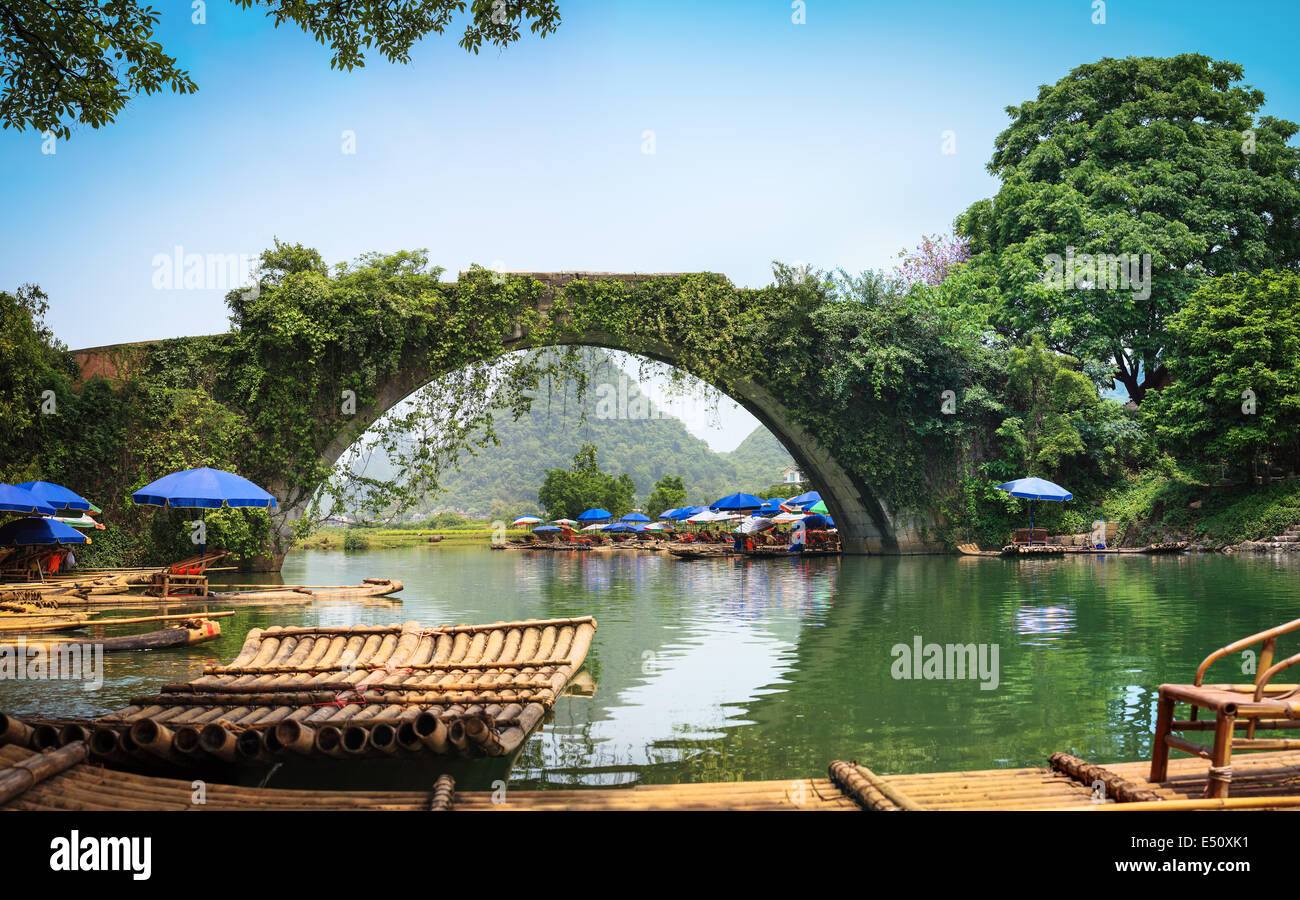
[299,525,522,551]
[1102,473,1300,548]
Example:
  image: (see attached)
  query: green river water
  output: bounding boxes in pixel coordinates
[3,545,1298,790]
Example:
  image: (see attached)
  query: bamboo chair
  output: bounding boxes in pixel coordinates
[1012,527,1050,546]
[1151,617,1300,798]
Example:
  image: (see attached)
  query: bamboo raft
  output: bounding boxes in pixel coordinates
[203,578,404,604]
[12,617,224,652]
[6,741,1300,811]
[1,615,596,766]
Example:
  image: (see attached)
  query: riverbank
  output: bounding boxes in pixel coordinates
[299,526,528,551]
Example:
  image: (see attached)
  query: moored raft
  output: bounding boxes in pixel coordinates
[4,615,596,766]
[204,578,403,603]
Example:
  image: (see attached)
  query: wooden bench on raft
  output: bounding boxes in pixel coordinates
[1012,528,1051,546]
[1151,616,1300,798]
[145,551,229,598]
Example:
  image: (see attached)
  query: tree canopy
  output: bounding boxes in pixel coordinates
[956,54,1300,403]
[0,0,561,139]
[1147,270,1300,475]
[537,443,636,521]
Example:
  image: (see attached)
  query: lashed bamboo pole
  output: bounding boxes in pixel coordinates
[428,774,455,811]
[1048,752,1164,803]
[0,740,88,805]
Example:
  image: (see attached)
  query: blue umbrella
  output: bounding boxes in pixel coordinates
[670,506,706,520]
[0,484,57,515]
[16,481,92,511]
[533,525,561,533]
[132,467,277,508]
[756,499,785,516]
[621,512,651,522]
[710,492,765,511]
[995,477,1072,544]
[133,467,276,556]
[784,490,821,509]
[576,508,613,522]
[0,517,88,545]
[800,514,835,530]
[658,508,681,520]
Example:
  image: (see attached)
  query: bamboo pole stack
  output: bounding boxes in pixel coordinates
[3,616,596,766]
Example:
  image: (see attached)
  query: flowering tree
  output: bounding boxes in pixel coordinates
[894,232,971,287]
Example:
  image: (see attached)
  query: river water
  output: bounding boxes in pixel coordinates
[4,545,1298,790]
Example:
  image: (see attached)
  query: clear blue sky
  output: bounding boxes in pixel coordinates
[2,0,1297,356]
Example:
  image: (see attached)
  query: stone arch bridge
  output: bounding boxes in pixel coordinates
[73,273,943,563]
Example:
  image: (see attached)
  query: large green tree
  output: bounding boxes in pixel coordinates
[537,443,635,521]
[643,473,687,518]
[1147,271,1300,478]
[957,54,1300,403]
[0,0,561,138]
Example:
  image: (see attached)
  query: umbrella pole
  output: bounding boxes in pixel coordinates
[1030,500,1035,545]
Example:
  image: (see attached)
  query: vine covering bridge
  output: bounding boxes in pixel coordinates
[72,272,945,567]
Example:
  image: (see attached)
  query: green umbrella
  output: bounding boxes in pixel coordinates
[807,499,828,514]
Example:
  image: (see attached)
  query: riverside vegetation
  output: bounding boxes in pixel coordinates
[2,54,1299,563]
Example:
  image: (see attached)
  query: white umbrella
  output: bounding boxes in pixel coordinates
[737,516,775,534]
[772,512,805,524]
[581,523,605,531]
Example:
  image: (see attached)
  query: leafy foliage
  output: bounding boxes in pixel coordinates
[537,443,636,521]
[1147,271,1300,475]
[956,54,1300,402]
[644,474,688,519]
[0,0,559,138]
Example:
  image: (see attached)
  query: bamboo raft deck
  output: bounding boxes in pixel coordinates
[203,578,404,604]
[1,616,596,766]
[6,740,1300,810]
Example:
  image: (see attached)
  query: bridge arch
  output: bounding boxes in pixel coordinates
[301,272,921,558]
[74,273,947,564]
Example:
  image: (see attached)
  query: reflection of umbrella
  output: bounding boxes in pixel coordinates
[0,484,57,515]
[0,517,88,545]
[995,477,1072,544]
[511,515,542,526]
[16,481,92,511]
[621,512,651,522]
[576,508,613,522]
[710,492,765,511]
[132,466,276,554]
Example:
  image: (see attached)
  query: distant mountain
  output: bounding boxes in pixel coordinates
[722,427,800,493]
[353,352,795,517]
